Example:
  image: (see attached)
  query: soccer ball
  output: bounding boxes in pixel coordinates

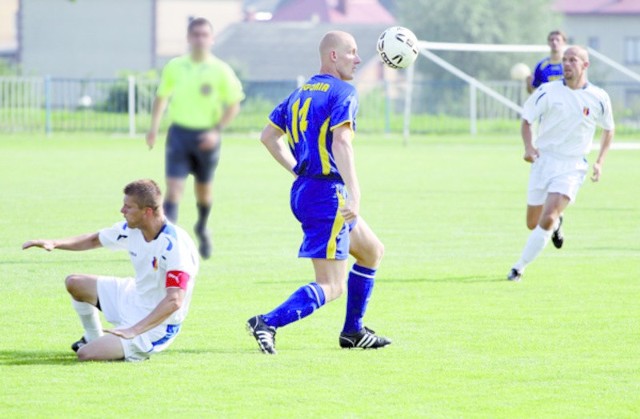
[510,63,532,80]
[377,26,419,69]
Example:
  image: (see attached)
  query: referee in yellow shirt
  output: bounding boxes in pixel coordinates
[146,17,244,259]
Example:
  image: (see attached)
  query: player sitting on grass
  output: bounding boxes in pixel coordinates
[246,31,391,354]
[23,179,199,361]
[508,46,614,281]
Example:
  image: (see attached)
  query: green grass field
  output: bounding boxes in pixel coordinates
[1,133,638,418]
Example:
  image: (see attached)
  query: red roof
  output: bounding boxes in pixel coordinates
[555,0,640,14]
[271,0,396,24]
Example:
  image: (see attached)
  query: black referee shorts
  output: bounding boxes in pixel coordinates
[165,124,221,184]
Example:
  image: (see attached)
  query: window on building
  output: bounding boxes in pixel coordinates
[624,37,640,65]
[588,37,600,51]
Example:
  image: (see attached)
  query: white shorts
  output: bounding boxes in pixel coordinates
[97,277,181,362]
[527,153,589,206]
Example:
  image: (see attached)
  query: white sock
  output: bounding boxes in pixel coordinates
[71,299,103,342]
[513,226,553,271]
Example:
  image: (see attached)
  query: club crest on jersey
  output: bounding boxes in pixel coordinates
[152,256,159,271]
[200,83,212,96]
[583,107,590,116]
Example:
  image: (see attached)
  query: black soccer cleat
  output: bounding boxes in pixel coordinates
[194,225,213,260]
[552,215,564,249]
[71,336,87,353]
[507,268,522,282]
[246,315,277,355]
[339,327,391,349]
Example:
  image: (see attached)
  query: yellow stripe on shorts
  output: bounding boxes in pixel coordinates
[326,190,346,259]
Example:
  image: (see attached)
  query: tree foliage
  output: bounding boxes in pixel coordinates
[398,0,562,80]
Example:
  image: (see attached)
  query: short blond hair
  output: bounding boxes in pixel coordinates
[124,179,162,212]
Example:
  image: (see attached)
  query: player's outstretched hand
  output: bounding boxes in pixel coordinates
[591,162,602,182]
[340,197,359,224]
[104,327,137,340]
[523,146,539,163]
[22,240,55,251]
[146,131,157,150]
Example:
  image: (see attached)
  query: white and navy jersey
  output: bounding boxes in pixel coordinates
[522,80,615,158]
[98,221,199,325]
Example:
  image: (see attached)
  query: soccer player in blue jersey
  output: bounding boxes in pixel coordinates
[246,31,391,354]
[526,30,567,94]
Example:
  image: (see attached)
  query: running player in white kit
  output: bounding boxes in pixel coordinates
[23,179,199,361]
[508,46,615,281]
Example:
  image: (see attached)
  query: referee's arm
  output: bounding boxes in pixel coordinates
[146,96,169,150]
[216,102,241,131]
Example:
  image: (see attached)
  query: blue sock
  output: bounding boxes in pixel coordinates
[342,264,376,334]
[163,201,178,223]
[262,282,326,328]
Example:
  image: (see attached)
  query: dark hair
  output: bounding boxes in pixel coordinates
[124,179,162,212]
[548,30,568,42]
[188,17,213,34]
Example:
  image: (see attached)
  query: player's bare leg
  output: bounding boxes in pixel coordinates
[312,258,349,301]
[349,218,385,268]
[65,274,103,353]
[527,203,564,247]
[526,205,543,230]
[538,193,569,231]
[510,193,570,281]
[164,177,186,223]
[76,334,125,362]
[194,181,213,259]
[340,218,391,349]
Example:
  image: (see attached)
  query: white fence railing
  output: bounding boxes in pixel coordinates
[1,76,638,135]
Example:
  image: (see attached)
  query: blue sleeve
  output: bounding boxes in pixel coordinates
[268,97,289,133]
[329,86,358,132]
[531,64,543,88]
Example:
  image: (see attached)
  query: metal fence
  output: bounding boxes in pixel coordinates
[1,76,639,136]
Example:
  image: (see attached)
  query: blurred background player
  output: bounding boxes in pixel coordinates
[246,31,391,354]
[146,17,245,259]
[526,30,568,94]
[508,46,614,281]
[22,179,199,361]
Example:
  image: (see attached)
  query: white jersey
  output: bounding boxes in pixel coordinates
[522,80,614,158]
[98,221,199,325]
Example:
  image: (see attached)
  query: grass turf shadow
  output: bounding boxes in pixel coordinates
[0,350,77,366]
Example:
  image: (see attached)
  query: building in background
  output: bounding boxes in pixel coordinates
[213,0,397,101]
[270,0,394,24]
[17,0,243,78]
[0,0,19,65]
[555,0,640,109]
[20,0,155,78]
[156,0,243,64]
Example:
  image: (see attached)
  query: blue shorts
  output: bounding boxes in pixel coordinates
[290,177,355,260]
[165,124,221,183]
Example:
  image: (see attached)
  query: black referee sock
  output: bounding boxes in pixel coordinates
[195,203,211,233]
[164,201,178,223]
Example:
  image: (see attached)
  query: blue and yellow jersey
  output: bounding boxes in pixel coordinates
[268,74,358,181]
[531,57,564,88]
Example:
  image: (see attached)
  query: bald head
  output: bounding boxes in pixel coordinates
[320,31,356,56]
[562,45,590,88]
[318,31,361,81]
[564,46,589,63]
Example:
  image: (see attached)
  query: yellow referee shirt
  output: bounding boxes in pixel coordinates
[157,54,245,130]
